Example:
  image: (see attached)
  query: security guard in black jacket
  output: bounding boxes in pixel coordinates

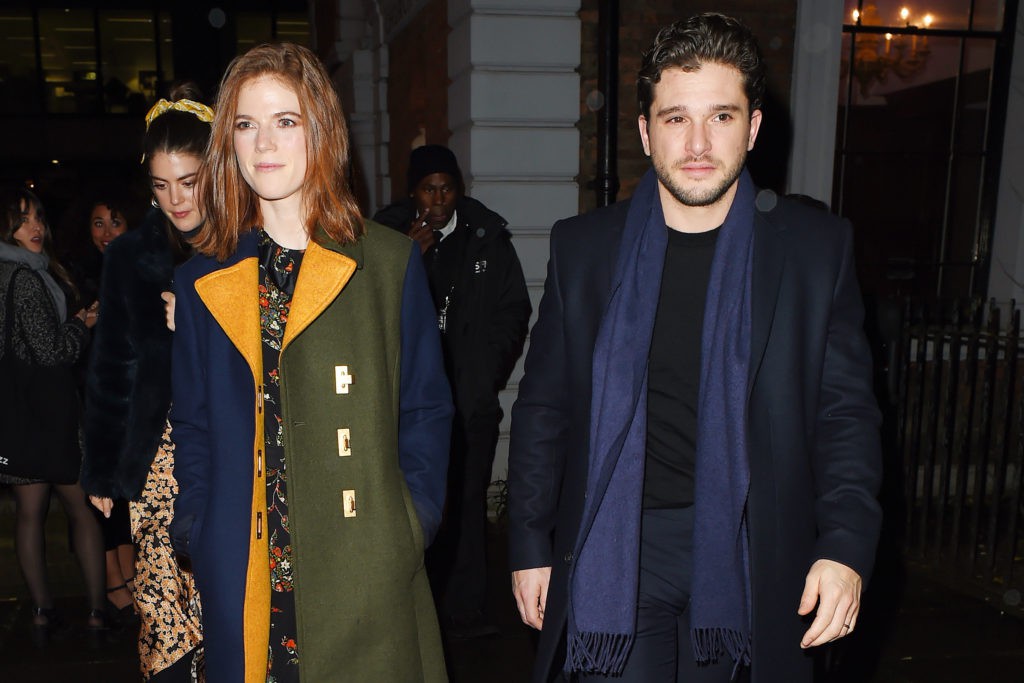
[373,145,532,638]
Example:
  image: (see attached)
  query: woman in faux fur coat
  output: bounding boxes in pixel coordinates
[81,86,213,682]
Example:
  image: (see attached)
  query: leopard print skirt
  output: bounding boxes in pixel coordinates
[129,423,204,680]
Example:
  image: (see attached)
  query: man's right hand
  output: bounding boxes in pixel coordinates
[512,566,551,630]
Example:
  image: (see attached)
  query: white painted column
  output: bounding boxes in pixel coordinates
[786,0,844,205]
[988,6,1024,305]
[327,1,391,214]
[447,0,581,479]
[346,46,391,213]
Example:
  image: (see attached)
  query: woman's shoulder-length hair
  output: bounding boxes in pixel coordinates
[195,42,363,261]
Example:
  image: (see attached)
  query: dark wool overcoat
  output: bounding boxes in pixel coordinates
[169,223,453,683]
[508,194,883,683]
[81,210,177,499]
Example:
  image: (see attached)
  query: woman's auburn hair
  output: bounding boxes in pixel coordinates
[195,42,363,261]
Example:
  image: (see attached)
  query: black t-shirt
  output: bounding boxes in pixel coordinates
[643,225,719,509]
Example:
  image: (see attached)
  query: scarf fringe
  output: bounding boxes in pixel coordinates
[567,630,635,675]
[691,627,752,666]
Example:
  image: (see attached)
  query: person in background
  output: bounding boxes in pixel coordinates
[82,85,211,681]
[374,144,531,639]
[60,186,138,621]
[62,187,135,310]
[169,43,451,682]
[508,13,882,683]
[0,187,105,643]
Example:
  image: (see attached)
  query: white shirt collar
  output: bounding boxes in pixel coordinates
[436,209,458,242]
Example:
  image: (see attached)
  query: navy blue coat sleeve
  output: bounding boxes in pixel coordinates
[167,266,212,557]
[507,221,572,571]
[398,243,453,546]
[811,222,883,580]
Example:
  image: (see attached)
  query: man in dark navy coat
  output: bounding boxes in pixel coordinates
[507,13,882,683]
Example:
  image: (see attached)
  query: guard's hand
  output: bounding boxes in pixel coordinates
[161,291,176,331]
[408,218,436,254]
[89,495,114,518]
[512,566,551,630]
[798,559,862,648]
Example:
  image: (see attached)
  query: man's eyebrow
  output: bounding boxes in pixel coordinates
[654,103,742,116]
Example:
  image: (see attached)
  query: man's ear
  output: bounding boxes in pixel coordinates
[747,109,763,152]
[638,115,651,157]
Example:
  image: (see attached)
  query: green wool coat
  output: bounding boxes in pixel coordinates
[170,222,451,683]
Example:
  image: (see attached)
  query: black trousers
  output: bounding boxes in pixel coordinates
[427,410,500,620]
[576,507,741,683]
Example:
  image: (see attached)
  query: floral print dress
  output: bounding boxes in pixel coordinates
[258,230,303,683]
[129,424,204,680]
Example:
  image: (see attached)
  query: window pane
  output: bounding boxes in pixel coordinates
[939,153,984,295]
[954,39,996,153]
[944,153,983,265]
[843,1,861,25]
[100,10,156,115]
[0,10,39,114]
[39,8,98,114]
[841,30,955,105]
[276,13,312,47]
[844,35,966,153]
[159,12,174,90]
[859,1,971,30]
[971,0,1004,30]
[838,150,946,299]
[237,13,273,55]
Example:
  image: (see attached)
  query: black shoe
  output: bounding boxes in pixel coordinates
[30,606,68,649]
[106,582,140,630]
[87,608,115,648]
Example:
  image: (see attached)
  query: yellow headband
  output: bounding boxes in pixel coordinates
[144,98,214,130]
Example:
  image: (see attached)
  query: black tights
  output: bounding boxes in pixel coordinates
[13,482,105,613]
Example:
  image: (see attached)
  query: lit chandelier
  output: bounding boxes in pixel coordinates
[844,4,934,98]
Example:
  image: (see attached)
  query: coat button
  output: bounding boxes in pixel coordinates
[564,551,573,564]
[335,365,353,394]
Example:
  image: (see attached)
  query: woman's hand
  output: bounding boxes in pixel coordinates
[89,495,113,518]
[76,301,100,328]
[161,291,176,331]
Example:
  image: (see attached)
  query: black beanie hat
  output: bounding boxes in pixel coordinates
[407,144,463,194]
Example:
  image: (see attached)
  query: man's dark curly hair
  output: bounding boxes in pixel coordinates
[637,12,766,118]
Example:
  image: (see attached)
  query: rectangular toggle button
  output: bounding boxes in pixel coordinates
[335,365,353,394]
[342,489,357,517]
[337,428,351,456]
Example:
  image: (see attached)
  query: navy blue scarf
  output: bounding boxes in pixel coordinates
[566,168,755,674]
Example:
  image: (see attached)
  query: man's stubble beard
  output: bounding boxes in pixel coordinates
[653,150,747,208]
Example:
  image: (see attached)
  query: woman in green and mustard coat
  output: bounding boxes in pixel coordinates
[168,43,452,683]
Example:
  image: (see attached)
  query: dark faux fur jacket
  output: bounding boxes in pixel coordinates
[80,210,178,500]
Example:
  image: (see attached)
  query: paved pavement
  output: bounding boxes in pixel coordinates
[1,488,1022,682]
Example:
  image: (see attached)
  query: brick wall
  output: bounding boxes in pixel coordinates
[386,0,451,203]
[578,0,798,213]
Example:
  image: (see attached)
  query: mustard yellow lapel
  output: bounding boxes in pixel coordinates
[194,257,262,380]
[283,240,357,351]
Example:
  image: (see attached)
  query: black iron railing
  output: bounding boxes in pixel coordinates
[895,299,1024,611]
